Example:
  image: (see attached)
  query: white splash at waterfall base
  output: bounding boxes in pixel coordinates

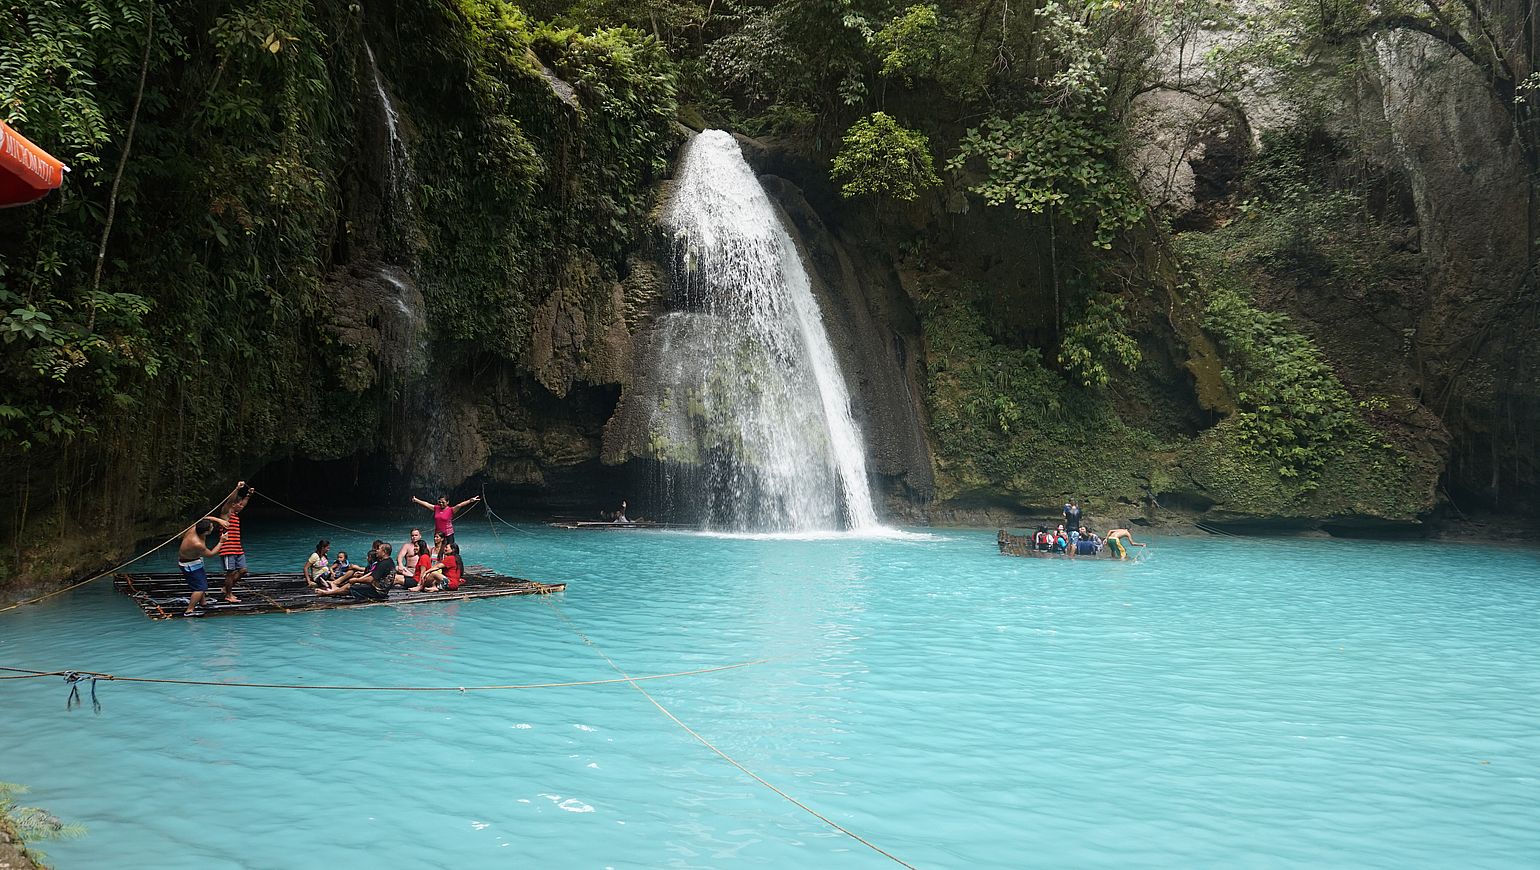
[640,130,883,533]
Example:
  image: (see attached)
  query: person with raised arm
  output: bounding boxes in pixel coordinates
[177,515,229,617]
[410,494,480,548]
[216,481,254,604]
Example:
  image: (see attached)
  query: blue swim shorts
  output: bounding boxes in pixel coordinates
[179,560,209,592]
[222,554,247,573]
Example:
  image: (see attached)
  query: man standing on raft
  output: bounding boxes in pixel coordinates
[217,481,254,604]
[178,515,228,617]
[410,494,480,548]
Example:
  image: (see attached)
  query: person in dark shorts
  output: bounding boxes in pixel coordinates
[316,543,395,601]
[177,515,228,617]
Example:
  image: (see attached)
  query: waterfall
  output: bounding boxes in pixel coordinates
[641,130,879,532]
[375,265,426,367]
[362,40,413,213]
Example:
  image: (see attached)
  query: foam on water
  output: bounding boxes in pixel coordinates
[3,515,1539,868]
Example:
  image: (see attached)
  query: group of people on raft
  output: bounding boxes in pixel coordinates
[1021,499,1148,560]
[175,481,482,617]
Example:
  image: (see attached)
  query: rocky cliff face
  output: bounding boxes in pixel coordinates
[1365,32,1538,517]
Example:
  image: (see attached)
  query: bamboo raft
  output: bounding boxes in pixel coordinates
[998,530,1105,559]
[546,520,685,530]
[113,567,564,620]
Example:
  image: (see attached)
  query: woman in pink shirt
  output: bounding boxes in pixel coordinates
[410,494,480,547]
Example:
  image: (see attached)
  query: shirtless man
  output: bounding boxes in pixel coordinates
[178,515,229,617]
[397,528,423,581]
[1102,528,1147,560]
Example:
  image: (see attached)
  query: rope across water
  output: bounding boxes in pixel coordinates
[0,662,765,693]
[0,492,233,615]
[534,595,919,870]
[478,490,919,869]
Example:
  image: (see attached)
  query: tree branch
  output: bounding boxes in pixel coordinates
[89,1,156,332]
[1363,12,1517,107]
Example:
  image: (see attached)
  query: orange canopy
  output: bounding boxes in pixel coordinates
[0,120,66,207]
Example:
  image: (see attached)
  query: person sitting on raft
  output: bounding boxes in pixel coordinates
[420,542,464,592]
[331,549,357,583]
[304,539,335,590]
[1102,529,1146,561]
[177,515,229,617]
[410,494,480,548]
[1073,527,1101,557]
[315,543,396,601]
[614,500,629,523]
[402,540,432,591]
[1032,526,1051,552]
[1053,525,1069,553]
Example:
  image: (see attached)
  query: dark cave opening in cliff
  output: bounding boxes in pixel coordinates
[242,451,641,527]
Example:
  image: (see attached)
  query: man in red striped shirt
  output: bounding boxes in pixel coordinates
[217,481,254,604]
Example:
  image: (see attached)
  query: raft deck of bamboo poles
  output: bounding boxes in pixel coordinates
[113,567,563,620]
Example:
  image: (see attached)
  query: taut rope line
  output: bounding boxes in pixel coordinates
[0,492,233,615]
[474,489,917,869]
[0,661,765,692]
[255,491,384,539]
[538,597,918,869]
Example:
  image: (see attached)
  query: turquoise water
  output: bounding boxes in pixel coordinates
[3,516,1539,868]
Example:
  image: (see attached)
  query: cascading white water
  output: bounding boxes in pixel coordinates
[644,130,879,531]
[363,40,414,210]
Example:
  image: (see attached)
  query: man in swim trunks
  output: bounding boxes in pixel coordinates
[410,494,480,548]
[1102,528,1146,560]
[216,481,254,604]
[178,515,228,617]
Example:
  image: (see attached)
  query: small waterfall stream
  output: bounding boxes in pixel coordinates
[641,130,879,532]
[363,40,414,215]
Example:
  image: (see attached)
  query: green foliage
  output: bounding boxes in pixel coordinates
[873,4,939,84]
[831,111,940,201]
[1197,280,1367,482]
[2,781,84,862]
[1058,291,1140,387]
[0,0,685,554]
[950,110,1145,249]
[919,281,1157,502]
